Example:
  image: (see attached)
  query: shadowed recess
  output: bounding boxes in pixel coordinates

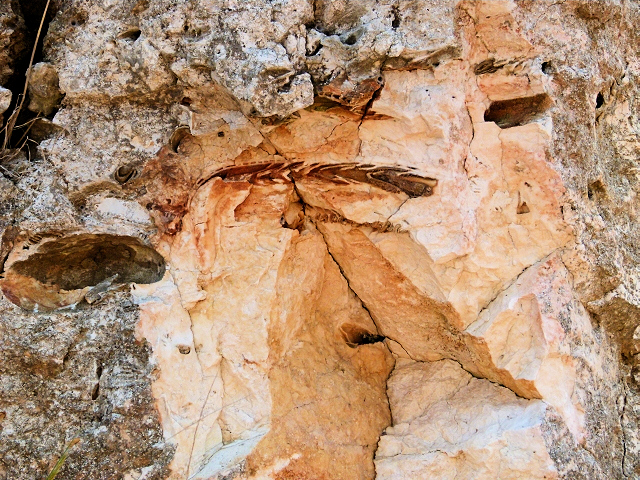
[11,234,165,289]
[340,323,386,348]
[484,93,553,129]
[0,234,165,311]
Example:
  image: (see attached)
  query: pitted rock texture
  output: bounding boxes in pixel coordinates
[0,292,174,479]
[0,1,27,86]
[0,0,639,479]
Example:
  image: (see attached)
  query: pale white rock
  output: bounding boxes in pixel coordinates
[96,197,152,225]
[375,359,558,480]
[358,66,472,177]
[435,121,572,327]
[133,274,228,480]
[463,0,535,66]
[466,254,600,440]
[135,175,392,479]
[353,67,571,329]
[0,86,11,114]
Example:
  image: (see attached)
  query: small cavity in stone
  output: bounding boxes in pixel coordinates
[0,234,165,311]
[340,323,386,348]
[484,93,553,128]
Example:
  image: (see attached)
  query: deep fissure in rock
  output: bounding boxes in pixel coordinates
[2,0,59,154]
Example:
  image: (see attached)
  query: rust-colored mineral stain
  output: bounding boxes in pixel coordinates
[202,161,438,199]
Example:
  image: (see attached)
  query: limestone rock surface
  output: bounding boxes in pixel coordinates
[0,1,639,479]
[375,359,556,480]
[0,1,27,86]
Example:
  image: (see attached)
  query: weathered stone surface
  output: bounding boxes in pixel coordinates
[0,0,639,479]
[375,359,557,479]
[0,292,174,479]
[0,1,27,86]
[26,62,63,115]
[0,86,11,115]
[133,175,393,479]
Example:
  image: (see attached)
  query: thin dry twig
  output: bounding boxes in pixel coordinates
[14,114,42,149]
[2,0,51,151]
[13,115,42,131]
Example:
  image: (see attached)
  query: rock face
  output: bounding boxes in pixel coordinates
[376,359,557,479]
[0,0,638,479]
[0,1,27,87]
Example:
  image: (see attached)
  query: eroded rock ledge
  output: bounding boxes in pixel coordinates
[0,0,638,479]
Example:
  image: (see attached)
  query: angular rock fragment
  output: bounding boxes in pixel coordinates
[375,359,558,479]
[26,62,63,116]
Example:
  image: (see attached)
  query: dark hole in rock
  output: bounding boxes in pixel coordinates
[217,131,225,137]
[68,14,86,27]
[517,201,530,214]
[178,345,191,355]
[517,192,531,214]
[340,323,385,348]
[344,34,358,45]
[170,126,191,152]
[278,78,293,94]
[118,27,141,42]
[180,97,192,106]
[2,0,60,150]
[484,93,553,129]
[12,234,165,290]
[391,6,401,28]
[307,42,323,56]
[541,61,553,74]
[0,234,165,311]
[587,179,607,201]
[306,96,342,112]
[17,0,60,59]
[281,201,304,230]
[91,382,100,400]
[596,92,604,109]
[340,29,363,47]
[114,164,139,185]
